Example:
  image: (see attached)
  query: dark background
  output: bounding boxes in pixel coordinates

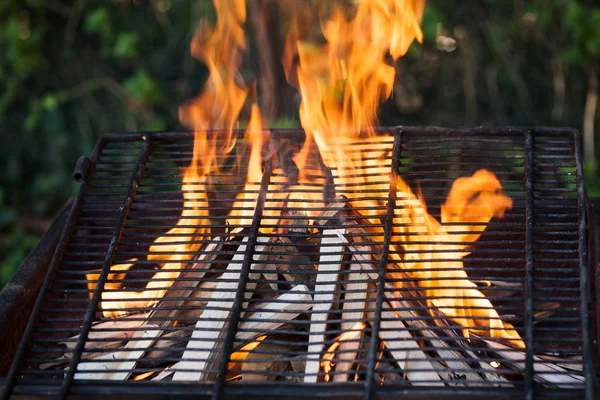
[1,0,599,288]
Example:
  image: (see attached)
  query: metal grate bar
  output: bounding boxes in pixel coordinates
[363,129,402,400]
[523,131,535,400]
[3,127,593,398]
[58,137,152,399]
[0,138,105,400]
[211,153,274,400]
[572,128,595,400]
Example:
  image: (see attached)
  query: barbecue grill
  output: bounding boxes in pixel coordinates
[0,126,597,400]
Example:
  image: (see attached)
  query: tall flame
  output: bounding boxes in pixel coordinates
[282,0,522,346]
[389,170,523,347]
[96,0,260,317]
[284,0,424,188]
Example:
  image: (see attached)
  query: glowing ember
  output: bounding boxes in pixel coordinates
[321,322,366,382]
[227,335,267,380]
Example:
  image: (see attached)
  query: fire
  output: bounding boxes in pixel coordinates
[227,335,267,380]
[91,0,523,351]
[321,322,366,382]
[282,0,424,231]
[281,0,521,346]
[94,0,259,317]
[390,170,524,348]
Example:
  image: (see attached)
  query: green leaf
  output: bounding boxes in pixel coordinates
[24,105,42,132]
[144,117,168,131]
[0,228,41,287]
[84,7,109,33]
[421,5,445,43]
[584,160,600,197]
[271,116,298,129]
[42,93,58,111]
[587,41,600,58]
[564,47,584,65]
[123,70,164,105]
[113,33,138,60]
[84,7,111,43]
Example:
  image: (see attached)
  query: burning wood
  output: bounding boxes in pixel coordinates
[332,256,369,382]
[63,317,148,353]
[374,308,443,385]
[75,327,161,380]
[482,340,585,386]
[236,284,312,342]
[172,236,269,381]
[147,284,312,382]
[304,228,346,383]
[239,342,291,381]
[71,237,224,379]
[53,203,584,387]
[321,322,366,382]
[338,236,490,385]
[255,237,315,289]
[336,228,581,387]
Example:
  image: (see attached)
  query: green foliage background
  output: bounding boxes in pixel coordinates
[1,0,599,288]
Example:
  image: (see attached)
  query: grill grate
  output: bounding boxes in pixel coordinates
[2,127,596,400]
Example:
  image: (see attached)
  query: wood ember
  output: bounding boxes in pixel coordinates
[75,238,224,380]
[173,236,270,381]
[256,237,315,288]
[333,253,368,382]
[64,199,586,387]
[74,327,161,380]
[236,284,312,342]
[304,228,345,383]
[372,308,443,386]
[483,340,584,387]
[239,342,291,381]
[63,316,147,352]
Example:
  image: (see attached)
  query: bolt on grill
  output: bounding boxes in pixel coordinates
[1,126,596,400]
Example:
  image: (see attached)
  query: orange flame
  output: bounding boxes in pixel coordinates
[227,335,267,380]
[390,170,524,347]
[96,0,260,317]
[321,322,366,382]
[284,0,424,187]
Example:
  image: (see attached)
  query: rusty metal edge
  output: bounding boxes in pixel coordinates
[588,198,600,386]
[0,198,73,374]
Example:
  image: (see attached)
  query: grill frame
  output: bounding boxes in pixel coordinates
[1,126,596,400]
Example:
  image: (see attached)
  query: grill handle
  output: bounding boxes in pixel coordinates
[72,156,90,182]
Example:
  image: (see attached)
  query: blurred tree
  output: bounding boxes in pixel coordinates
[0,0,207,287]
